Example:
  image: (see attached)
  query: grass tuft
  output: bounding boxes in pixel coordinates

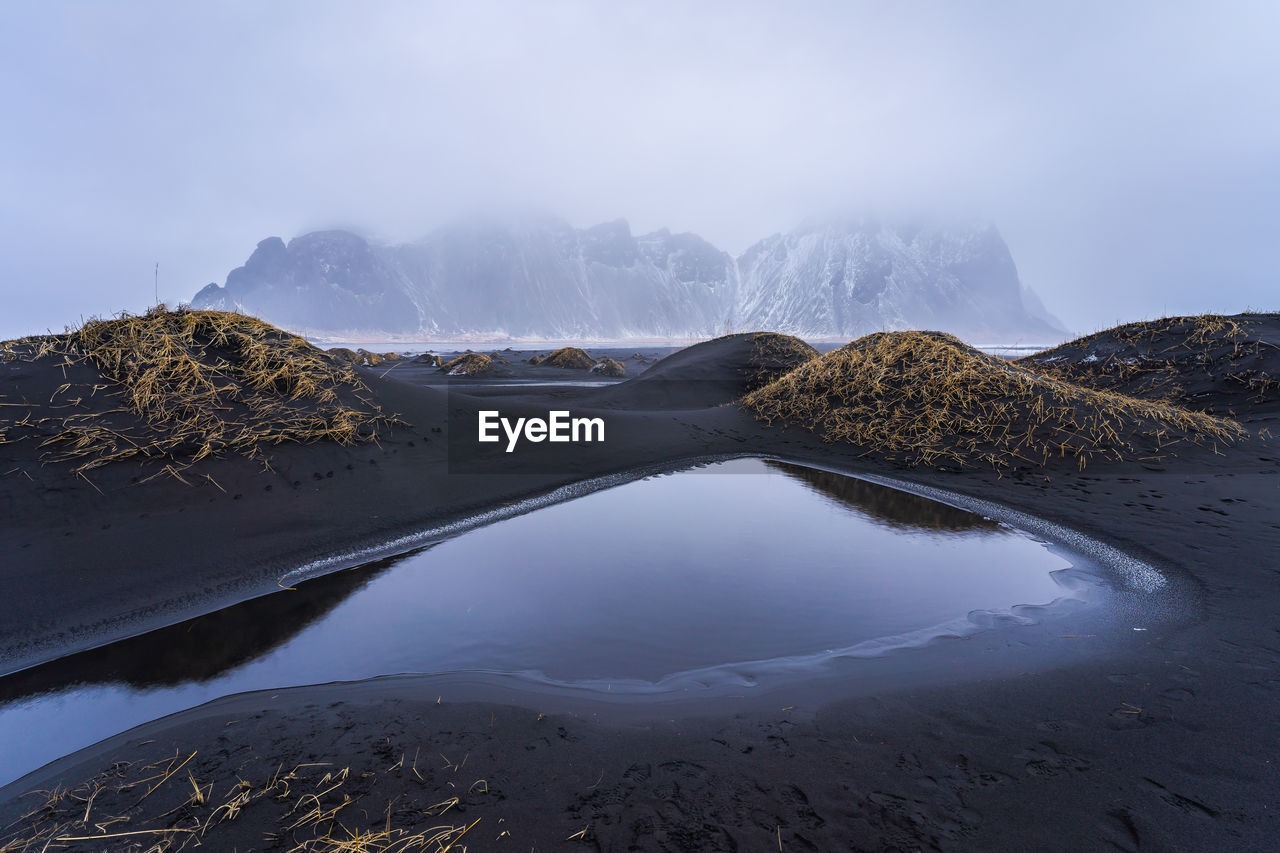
[0,307,392,474]
[439,353,493,376]
[327,348,403,368]
[0,749,488,852]
[745,332,819,390]
[590,357,626,377]
[529,347,596,370]
[1019,312,1279,413]
[741,330,1246,470]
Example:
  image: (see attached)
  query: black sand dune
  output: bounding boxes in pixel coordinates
[529,345,596,369]
[586,332,817,409]
[743,330,1247,470]
[439,351,496,376]
[1020,312,1280,419]
[2,310,1278,850]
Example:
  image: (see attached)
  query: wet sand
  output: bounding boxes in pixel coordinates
[2,331,1279,850]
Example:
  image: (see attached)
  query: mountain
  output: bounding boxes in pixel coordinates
[193,232,420,333]
[733,217,1063,341]
[192,215,1065,341]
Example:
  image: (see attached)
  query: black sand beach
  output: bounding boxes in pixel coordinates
[2,316,1278,850]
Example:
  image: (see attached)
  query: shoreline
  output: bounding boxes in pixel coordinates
[0,451,1170,789]
[2,324,1278,849]
[6,443,1278,848]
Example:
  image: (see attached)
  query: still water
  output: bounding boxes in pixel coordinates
[0,458,1093,786]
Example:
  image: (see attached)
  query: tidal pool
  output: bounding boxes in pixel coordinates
[0,458,1103,786]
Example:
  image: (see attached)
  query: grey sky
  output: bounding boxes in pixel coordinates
[2,1,1277,340]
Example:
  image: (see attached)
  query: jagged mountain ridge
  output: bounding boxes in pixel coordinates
[192,215,1065,341]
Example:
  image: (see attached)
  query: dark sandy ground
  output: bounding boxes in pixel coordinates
[2,324,1279,850]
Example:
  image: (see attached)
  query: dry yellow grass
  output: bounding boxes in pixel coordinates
[1044,313,1247,354]
[741,330,1246,470]
[439,352,493,376]
[360,349,403,367]
[0,749,488,853]
[746,332,819,390]
[1020,313,1278,410]
[326,346,363,364]
[530,347,596,369]
[326,347,403,367]
[590,356,626,377]
[0,307,391,473]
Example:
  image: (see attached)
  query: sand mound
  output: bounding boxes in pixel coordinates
[590,357,626,377]
[1020,313,1280,416]
[741,330,1246,469]
[358,348,402,367]
[440,353,493,376]
[745,332,819,390]
[588,333,817,409]
[327,347,403,367]
[617,333,815,386]
[326,346,361,363]
[530,347,596,369]
[0,308,389,474]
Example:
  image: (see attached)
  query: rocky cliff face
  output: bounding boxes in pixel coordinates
[193,232,420,333]
[192,215,1064,341]
[733,218,1061,340]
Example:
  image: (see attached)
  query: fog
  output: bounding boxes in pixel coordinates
[2,1,1277,340]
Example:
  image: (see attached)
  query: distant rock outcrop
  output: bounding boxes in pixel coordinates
[193,215,1065,341]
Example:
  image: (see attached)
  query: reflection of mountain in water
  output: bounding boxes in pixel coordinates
[766,461,1000,533]
[0,549,422,703]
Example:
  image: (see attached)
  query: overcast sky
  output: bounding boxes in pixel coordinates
[2,1,1277,339]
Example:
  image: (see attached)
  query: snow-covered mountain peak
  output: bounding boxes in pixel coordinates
[192,215,1065,341]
